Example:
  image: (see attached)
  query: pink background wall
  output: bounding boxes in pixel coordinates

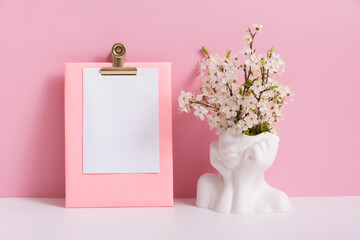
[1,0,359,198]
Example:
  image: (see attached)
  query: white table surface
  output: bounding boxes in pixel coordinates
[0,197,359,240]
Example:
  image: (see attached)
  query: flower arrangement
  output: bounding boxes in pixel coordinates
[178,24,294,136]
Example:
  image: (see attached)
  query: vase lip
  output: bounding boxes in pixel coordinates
[221,131,279,140]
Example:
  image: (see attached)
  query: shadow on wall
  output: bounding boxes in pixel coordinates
[25,75,65,197]
[172,60,218,198]
[23,53,120,198]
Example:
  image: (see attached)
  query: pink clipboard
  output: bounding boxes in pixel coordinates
[64,62,173,208]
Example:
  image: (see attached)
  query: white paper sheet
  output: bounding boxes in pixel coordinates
[82,68,160,173]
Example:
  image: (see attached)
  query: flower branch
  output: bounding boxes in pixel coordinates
[178,24,294,136]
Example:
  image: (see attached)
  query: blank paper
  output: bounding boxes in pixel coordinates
[82,68,159,173]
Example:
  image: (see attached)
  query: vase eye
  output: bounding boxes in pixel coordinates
[220,151,238,158]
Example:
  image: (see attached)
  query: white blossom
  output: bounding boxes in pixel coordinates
[245,54,260,72]
[237,119,248,131]
[253,24,263,33]
[262,89,276,98]
[244,35,252,44]
[227,124,242,135]
[240,48,253,56]
[244,112,259,128]
[178,91,193,112]
[251,70,261,79]
[250,80,265,94]
[258,99,270,114]
[199,59,207,76]
[221,104,238,119]
[193,106,208,121]
[243,97,256,110]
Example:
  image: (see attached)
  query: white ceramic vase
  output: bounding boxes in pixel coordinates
[196,132,292,214]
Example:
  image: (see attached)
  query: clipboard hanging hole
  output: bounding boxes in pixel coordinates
[112,43,126,57]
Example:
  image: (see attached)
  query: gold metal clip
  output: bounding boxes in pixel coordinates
[100,43,137,75]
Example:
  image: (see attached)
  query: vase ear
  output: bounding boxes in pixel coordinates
[209,140,228,173]
[209,141,219,166]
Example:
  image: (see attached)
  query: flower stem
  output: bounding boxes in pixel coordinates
[189,101,216,109]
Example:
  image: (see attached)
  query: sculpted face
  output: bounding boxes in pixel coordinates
[218,133,243,168]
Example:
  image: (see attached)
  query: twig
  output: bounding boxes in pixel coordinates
[189,101,216,109]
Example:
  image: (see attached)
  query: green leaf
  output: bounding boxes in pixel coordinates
[243,122,271,136]
[201,46,209,57]
[226,49,231,58]
[245,79,252,86]
[270,85,279,90]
